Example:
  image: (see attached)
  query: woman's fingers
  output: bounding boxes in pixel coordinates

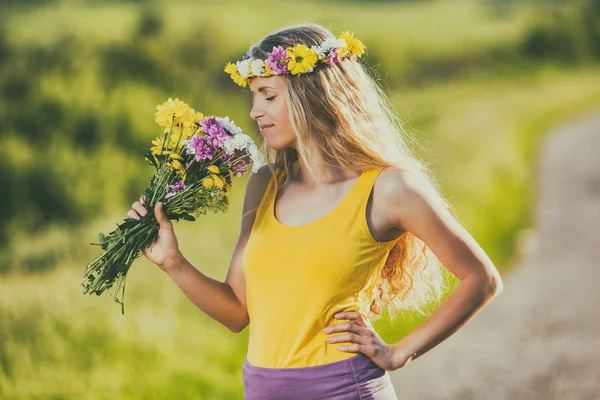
[131,200,148,217]
[127,209,140,220]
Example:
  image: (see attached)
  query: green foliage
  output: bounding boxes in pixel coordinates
[520,0,600,62]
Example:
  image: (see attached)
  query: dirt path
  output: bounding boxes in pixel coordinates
[389,112,600,400]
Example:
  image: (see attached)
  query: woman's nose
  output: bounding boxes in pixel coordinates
[250,102,264,121]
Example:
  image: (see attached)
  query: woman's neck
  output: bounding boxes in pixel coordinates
[289,159,360,188]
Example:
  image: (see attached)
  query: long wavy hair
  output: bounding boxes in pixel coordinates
[246,23,451,321]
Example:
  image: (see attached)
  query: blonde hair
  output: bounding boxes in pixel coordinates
[247,23,450,321]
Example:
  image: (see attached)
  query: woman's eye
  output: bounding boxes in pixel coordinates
[266,96,276,101]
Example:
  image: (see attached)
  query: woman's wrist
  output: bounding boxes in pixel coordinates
[162,251,188,276]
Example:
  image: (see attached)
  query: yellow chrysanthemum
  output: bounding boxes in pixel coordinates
[224,62,248,87]
[211,174,225,189]
[169,152,184,161]
[154,98,190,127]
[167,160,187,180]
[264,62,273,77]
[286,44,318,75]
[337,32,366,57]
[150,136,166,155]
[170,125,194,142]
[152,135,184,155]
[207,165,220,174]
[202,176,214,188]
[177,105,196,127]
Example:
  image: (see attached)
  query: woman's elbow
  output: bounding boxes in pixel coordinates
[484,270,504,298]
[229,315,250,333]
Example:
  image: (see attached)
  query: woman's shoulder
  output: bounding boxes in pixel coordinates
[376,167,423,197]
[373,166,435,230]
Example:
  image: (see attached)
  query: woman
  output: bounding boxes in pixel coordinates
[127,23,503,400]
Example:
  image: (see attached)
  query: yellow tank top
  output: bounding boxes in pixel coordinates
[242,166,400,368]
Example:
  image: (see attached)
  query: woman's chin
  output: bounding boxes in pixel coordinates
[264,138,284,151]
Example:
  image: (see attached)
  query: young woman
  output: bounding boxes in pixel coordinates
[127,23,503,400]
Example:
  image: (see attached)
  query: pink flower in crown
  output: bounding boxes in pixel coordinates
[266,46,290,75]
[325,48,341,66]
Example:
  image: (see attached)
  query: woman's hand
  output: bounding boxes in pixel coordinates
[324,311,412,371]
[127,195,183,272]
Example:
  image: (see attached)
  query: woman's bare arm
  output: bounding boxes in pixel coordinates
[164,165,273,332]
[379,168,503,363]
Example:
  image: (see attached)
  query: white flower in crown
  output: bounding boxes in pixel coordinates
[312,37,347,59]
[250,59,265,77]
[236,59,252,78]
[224,31,366,87]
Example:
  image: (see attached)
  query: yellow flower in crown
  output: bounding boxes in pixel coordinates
[223,31,366,86]
[286,44,318,75]
[263,62,273,77]
[224,62,248,87]
[337,32,366,57]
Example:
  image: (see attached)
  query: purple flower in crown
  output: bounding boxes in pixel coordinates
[242,51,252,61]
[165,179,186,199]
[325,48,341,66]
[266,46,290,75]
[189,135,214,161]
[200,117,230,149]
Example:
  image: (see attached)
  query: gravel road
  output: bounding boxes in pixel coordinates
[389,112,600,400]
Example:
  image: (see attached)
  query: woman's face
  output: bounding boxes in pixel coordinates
[249,76,297,150]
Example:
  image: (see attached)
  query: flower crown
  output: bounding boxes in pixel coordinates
[224,32,366,87]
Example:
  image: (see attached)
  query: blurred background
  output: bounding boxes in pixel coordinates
[1,0,599,398]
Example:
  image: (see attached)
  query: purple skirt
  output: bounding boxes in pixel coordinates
[242,353,399,400]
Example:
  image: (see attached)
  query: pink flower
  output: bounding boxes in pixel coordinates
[200,117,229,149]
[189,135,214,161]
[266,46,290,75]
[325,48,341,66]
[165,179,186,199]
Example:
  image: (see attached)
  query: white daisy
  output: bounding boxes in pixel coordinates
[236,60,252,78]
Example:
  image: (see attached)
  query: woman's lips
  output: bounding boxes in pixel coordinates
[259,124,274,132]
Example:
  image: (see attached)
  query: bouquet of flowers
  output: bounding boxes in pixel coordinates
[81,98,265,313]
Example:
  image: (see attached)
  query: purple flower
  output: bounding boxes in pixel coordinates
[165,179,186,199]
[231,150,251,177]
[189,135,214,161]
[219,151,232,163]
[266,46,289,75]
[200,117,229,149]
[325,48,341,66]
[242,51,252,61]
